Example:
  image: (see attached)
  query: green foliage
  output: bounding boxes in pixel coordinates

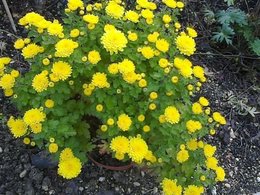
[224,0,235,6]
[250,38,260,56]
[208,6,260,56]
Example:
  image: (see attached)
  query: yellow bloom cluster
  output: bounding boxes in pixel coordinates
[58,148,82,179]
[164,106,180,124]
[162,178,182,195]
[55,39,78,57]
[176,33,196,56]
[22,43,44,59]
[105,1,125,19]
[32,71,49,92]
[6,0,227,189]
[128,136,149,163]
[117,113,132,131]
[186,120,202,133]
[110,135,154,163]
[51,61,72,81]
[7,117,28,138]
[67,0,83,11]
[101,25,128,54]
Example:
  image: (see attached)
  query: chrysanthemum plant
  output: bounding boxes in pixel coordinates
[0,0,227,193]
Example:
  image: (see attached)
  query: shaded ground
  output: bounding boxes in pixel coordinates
[0,0,260,194]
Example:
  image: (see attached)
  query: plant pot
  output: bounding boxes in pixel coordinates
[88,153,133,171]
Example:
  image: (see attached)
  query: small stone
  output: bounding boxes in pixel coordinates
[79,187,84,191]
[5,191,15,195]
[49,190,55,194]
[153,187,158,193]
[225,183,231,188]
[229,171,234,177]
[257,177,260,182]
[133,182,140,187]
[141,171,145,177]
[115,187,120,192]
[19,170,27,178]
[42,177,51,191]
[99,177,105,182]
[0,147,3,153]
[211,186,217,195]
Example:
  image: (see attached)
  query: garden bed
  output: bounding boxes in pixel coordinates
[0,0,259,194]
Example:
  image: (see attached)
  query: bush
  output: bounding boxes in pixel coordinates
[0,0,227,193]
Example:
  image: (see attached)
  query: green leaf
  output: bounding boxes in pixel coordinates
[250,38,260,56]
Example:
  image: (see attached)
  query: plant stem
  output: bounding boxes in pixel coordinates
[0,29,19,38]
[1,0,17,33]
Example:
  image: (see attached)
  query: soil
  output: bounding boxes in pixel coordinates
[0,0,260,194]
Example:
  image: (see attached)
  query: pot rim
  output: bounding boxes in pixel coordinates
[88,154,133,171]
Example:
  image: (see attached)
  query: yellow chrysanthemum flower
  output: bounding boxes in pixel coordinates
[51,61,72,81]
[117,114,132,131]
[186,120,202,133]
[67,0,83,11]
[88,50,101,65]
[47,20,63,36]
[125,10,139,23]
[0,74,15,90]
[70,29,80,37]
[110,136,129,154]
[162,178,182,195]
[23,108,46,126]
[176,34,196,56]
[215,167,225,181]
[83,14,99,24]
[91,72,109,88]
[55,39,78,57]
[163,14,172,23]
[60,148,74,161]
[193,66,205,79]
[192,102,203,114]
[105,1,124,19]
[30,123,42,134]
[101,27,128,54]
[187,27,197,38]
[176,149,189,163]
[205,156,218,170]
[156,39,169,53]
[144,150,157,163]
[58,157,82,179]
[7,117,28,138]
[186,139,198,151]
[199,97,209,106]
[49,143,58,153]
[128,32,138,41]
[141,46,154,59]
[32,72,49,92]
[118,59,135,74]
[14,39,25,49]
[108,63,119,74]
[212,112,227,125]
[141,9,154,19]
[45,99,55,108]
[122,72,138,84]
[163,0,177,8]
[128,136,148,163]
[184,185,204,195]
[203,144,216,157]
[22,43,44,59]
[164,106,180,124]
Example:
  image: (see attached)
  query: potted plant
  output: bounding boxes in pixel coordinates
[0,0,227,193]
